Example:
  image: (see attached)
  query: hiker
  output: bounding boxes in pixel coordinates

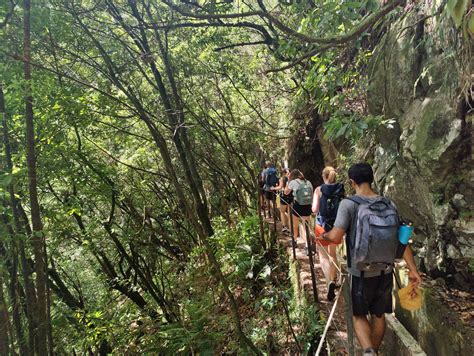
[284,169,313,254]
[258,163,267,213]
[316,163,421,356]
[271,168,292,234]
[312,166,344,301]
[263,162,279,218]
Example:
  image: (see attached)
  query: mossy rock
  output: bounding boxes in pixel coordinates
[394,277,474,356]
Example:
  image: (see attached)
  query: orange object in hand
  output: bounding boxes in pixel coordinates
[314,224,331,247]
[314,223,342,246]
[314,224,325,236]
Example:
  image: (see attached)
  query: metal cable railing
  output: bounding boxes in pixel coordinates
[262,188,319,303]
[259,186,355,356]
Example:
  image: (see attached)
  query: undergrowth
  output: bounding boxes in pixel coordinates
[142,213,324,354]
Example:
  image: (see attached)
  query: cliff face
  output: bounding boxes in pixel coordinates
[286,112,328,188]
[367,1,473,288]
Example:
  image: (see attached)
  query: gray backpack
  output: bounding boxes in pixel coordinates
[294,179,313,205]
[348,196,399,273]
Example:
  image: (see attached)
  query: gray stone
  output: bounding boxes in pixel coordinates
[454,219,474,259]
[446,244,461,259]
[451,193,467,210]
[365,0,472,281]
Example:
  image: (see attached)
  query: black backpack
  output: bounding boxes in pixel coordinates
[319,183,344,230]
[265,167,278,187]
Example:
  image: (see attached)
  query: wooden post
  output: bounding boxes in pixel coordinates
[305,222,319,304]
[289,203,296,260]
[273,204,277,234]
[342,276,355,356]
[257,186,266,250]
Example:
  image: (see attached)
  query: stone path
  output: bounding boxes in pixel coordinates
[266,216,355,355]
[265,215,427,356]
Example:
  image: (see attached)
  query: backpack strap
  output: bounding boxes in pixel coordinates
[348,196,365,205]
[346,196,365,270]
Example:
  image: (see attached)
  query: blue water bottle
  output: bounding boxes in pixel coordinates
[396,220,413,259]
[398,222,414,245]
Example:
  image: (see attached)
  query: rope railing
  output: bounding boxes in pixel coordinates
[261,189,319,302]
[259,186,355,356]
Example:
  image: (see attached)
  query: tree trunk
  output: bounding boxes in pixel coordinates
[23,0,50,354]
[0,273,10,356]
[1,84,32,356]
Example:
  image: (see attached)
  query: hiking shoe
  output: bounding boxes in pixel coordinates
[282,227,289,234]
[362,348,377,355]
[288,240,297,248]
[327,281,336,301]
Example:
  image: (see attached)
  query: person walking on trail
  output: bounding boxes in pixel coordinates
[312,166,344,301]
[271,168,292,234]
[284,169,313,254]
[316,163,422,356]
[263,162,279,218]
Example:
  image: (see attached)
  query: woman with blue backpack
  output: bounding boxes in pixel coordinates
[284,169,313,254]
[312,166,345,301]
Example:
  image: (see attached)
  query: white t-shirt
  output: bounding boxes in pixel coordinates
[288,179,313,199]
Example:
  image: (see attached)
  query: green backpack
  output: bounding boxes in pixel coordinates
[295,180,313,205]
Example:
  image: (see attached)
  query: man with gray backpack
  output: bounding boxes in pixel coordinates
[317,163,421,356]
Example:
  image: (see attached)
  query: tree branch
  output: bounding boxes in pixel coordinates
[213,40,269,51]
[161,0,263,20]
[256,0,402,45]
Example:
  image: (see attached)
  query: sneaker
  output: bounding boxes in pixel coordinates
[304,246,315,256]
[363,348,377,355]
[327,281,336,301]
[282,227,289,233]
[287,240,297,248]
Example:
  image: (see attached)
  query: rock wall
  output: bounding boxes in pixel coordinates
[367,1,473,288]
[394,267,474,356]
[287,111,328,188]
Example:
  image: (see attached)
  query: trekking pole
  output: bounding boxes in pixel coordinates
[305,221,319,304]
[289,203,297,260]
[342,276,355,356]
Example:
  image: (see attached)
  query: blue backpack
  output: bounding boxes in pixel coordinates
[265,167,278,188]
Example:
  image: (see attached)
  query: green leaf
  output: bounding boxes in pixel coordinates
[467,9,474,38]
[336,123,349,138]
[446,0,469,27]
[2,174,12,187]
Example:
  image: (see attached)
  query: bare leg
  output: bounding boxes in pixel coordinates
[300,216,310,246]
[292,214,299,239]
[370,314,386,351]
[318,246,331,284]
[353,315,373,350]
[279,204,288,228]
[328,244,338,282]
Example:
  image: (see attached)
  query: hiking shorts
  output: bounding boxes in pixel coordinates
[264,190,275,201]
[279,193,293,205]
[351,273,393,317]
[292,202,312,217]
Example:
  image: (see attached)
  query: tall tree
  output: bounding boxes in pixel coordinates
[23,0,50,354]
